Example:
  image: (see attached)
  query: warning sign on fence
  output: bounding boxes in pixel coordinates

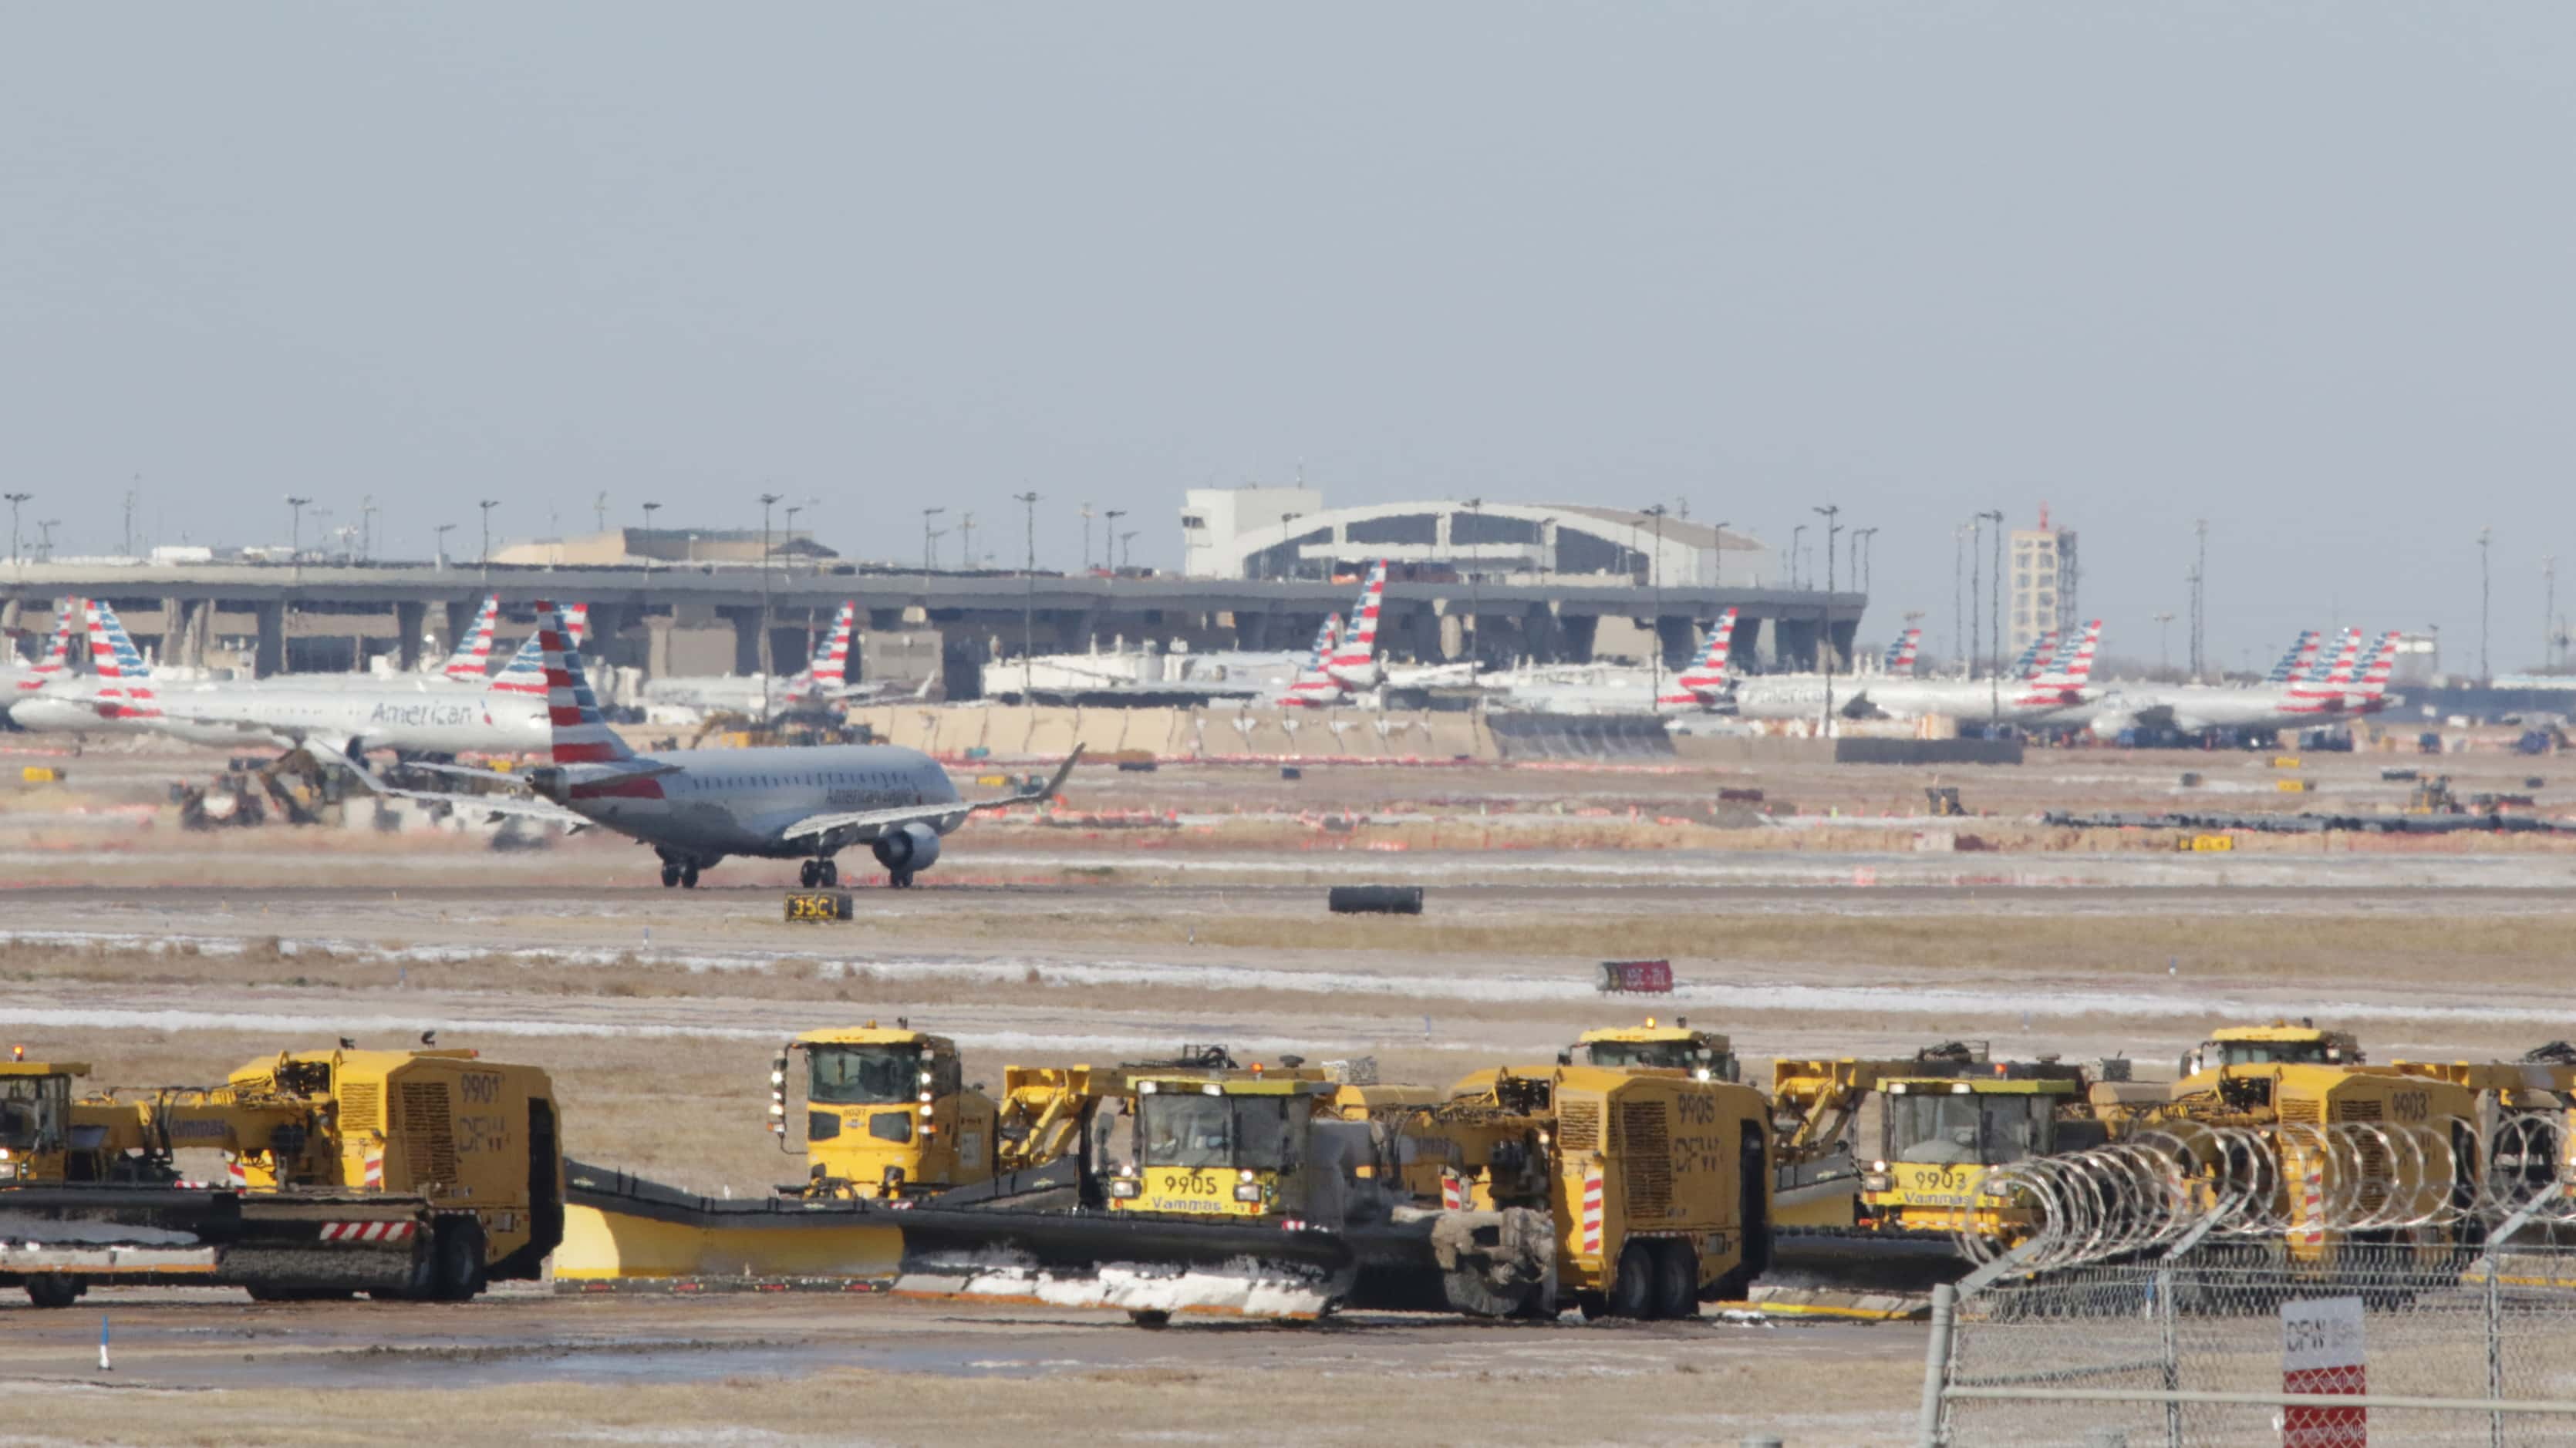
[2281,1294,2365,1446]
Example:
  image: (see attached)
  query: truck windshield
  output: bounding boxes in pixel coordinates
[1885,1093,2048,1167]
[1583,1041,1691,1069]
[808,1046,921,1106]
[2211,1041,2329,1066]
[1138,1093,1296,1171]
[0,1076,65,1153]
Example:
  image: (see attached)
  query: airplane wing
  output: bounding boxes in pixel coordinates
[376,783,593,830]
[781,747,1081,843]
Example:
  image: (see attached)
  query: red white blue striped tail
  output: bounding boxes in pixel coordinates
[440,595,501,680]
[808,601,858,689]
[534,601,631,763]
[1327,561,1387,670]
[16,601,74,690]
[84,600,162,719]
[1672,606,1738,698]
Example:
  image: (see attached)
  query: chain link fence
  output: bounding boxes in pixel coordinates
[1924,1241,2576,1446]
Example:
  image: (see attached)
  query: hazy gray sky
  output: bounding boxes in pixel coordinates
[5,5,2569,667]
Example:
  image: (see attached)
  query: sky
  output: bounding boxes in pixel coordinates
[4,5,2570,669]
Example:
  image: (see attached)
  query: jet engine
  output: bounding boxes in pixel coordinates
[871,821,943,874]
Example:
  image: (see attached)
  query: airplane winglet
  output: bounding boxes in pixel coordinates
[1030,745,1084,802]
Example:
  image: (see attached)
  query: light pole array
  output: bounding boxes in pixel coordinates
[1813,503,1840,729]
[1014,490,1041,696]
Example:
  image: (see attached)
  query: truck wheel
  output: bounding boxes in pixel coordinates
[1605,1243,1654,1320]
[1129,1309,1172,1329]
[24,1275,81,1309]
[1650,1241,1698,1321]
[433,1218,488,1302]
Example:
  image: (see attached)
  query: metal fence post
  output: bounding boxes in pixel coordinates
[1917,1281,1958,1448]
[2158,1265,2182,1448]
[2489,1253,2506,1448]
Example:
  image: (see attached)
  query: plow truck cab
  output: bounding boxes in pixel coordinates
[1860,1054,2102,1244]
[774,1025,998,1201]
[1567,1017,1740,1083]
[2176,1020,2362,1095]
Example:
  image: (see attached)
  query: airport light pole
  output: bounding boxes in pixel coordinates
[2153,611,2175,673]
[959,511,976,572]
[758,491,784,716]
[1814,504,1840,732]
[477,499,499,588]
[1789,524,1806,592]
[2479,525,2493,684]
[4,492,29,573]
[1855,527,1877,595]
[35,520,57,561]
[921,507,944,576]
[1708,520,1728,592]
[1462,497,1483,666]
[1104,510,1127,578]
[2547,556,2561,671]
[1952,524,1965,677]
[1080,502,1094,572]
[434,522,456,573]
[285,495,312,588]
[1979,508,2004,725]
[1965,514,1984,683]
[1644,504,1669,701]
[1119,529,1138,573]
[1014,490,1041,699]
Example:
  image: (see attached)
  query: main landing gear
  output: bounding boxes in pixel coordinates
[798,858,841,889]
[657,855,702,889]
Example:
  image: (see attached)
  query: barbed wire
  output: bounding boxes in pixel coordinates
[1951,1113,2576,1272]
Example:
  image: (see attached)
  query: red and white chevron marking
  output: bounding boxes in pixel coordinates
[226,1157,247,1188]
[1441,1173,1468,1211]
[319,1221,416,1243]
[1580,1170,1605,1256]
[2294,1160,2326,1248]
[362,1152,384,1189]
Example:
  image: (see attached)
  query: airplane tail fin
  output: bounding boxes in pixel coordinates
[1674,607,1738,695]
[2348,631,2402,701]
[808,601,858,690]
[18,600,76,689]
[85,600,162,719]
[565,604,590,652]
[2011,632,2056,681]
[533,601,632,763]
[1333,562,1386,663]
[1889,627,1921,677]
[1276,611,1346,705]
[2035,621,2102,685]
[440,595,501,681]
[489,632,547,695]
[2265,630,2320,685]
[2318,628,2363,688]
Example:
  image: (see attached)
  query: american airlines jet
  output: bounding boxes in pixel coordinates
[501,602,1074,889]
[2,601,76,695]
[2080,630,2395,739]
[1274,614,1345,708]
[9,601,552,763]
[639,601,859,714]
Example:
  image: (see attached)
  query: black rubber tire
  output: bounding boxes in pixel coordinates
[1650,1241,1698,1321]
[1605,1243,1655,1320]
[1130,1309,1172,1330]
[24,1275,80,1309]
[819,859,838,887]
[680,864,700,889]
[891,870,913,890]
[433,1218,487,1302]
[799,860,818,887]
[659,864,679,888]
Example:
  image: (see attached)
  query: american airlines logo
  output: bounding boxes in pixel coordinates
[368,700,485,727]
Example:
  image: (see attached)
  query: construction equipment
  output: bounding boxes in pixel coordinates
[0,1047,563,1306]
[1375,1065,1774,1319]
[770,1024,998,1200]
[1563,1016,1738,1082]
[1856,1053,2102,1244]
[2175,1019,2363,1093]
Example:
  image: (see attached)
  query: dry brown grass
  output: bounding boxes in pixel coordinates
[19,1352,1921,1446]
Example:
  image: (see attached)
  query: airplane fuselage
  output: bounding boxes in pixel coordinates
[560,743,961,861]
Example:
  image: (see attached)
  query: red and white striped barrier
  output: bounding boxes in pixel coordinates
[318,1221,415,1243]
[1580,1170,1606,1256]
